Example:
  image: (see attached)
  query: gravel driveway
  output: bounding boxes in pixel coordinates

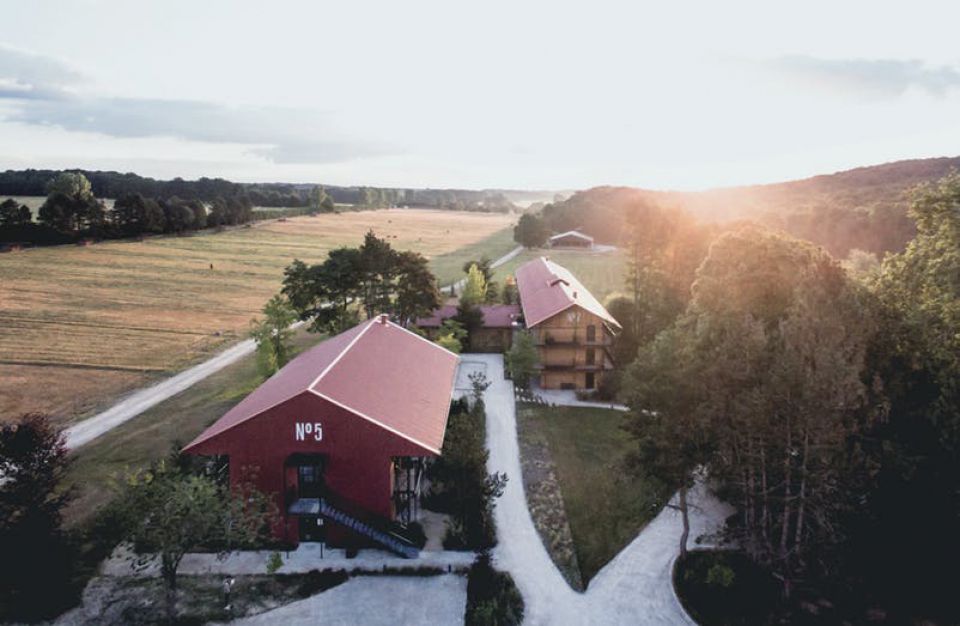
[474,353,731,625]
[230,575,466,625]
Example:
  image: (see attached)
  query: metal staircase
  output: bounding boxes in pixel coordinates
[318,498,420,558]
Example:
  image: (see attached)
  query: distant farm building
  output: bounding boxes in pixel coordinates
[183,315,459,556]
[416,303,521,352]
[514,257,620,390]
[548,230,594,249]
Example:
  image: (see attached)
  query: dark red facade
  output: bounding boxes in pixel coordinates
[182,317,459,549]
[186,390,435,546]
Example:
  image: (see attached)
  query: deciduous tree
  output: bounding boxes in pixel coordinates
[0,414,72,620]
[395,250,441,325]
[115,463,277,621]
[250,294,298,377]
[504,331,538,390]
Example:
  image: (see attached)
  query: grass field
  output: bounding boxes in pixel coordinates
[491,247,626,304]
[63,327,328,525]
[0,209,516,423]
[517,405,669,584]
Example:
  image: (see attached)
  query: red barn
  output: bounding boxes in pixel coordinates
[183,315,459,556]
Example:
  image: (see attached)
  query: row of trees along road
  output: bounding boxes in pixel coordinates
[618,173,960,620]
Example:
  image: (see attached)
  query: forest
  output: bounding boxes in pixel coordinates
[607,172,960,623]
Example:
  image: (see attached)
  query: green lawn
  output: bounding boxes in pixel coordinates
[430,226,518,286]
[492,247,627,304]
[517,405,669,584]
[63,328,328,526]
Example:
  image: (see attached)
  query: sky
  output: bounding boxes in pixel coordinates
[1,0,959,191]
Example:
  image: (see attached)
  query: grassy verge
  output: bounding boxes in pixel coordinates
[430,227,518,286]
[517,405,668,584]
[63,328,327,527]
[491,247,627,303]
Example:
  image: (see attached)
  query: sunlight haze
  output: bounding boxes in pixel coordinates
[2,0,959,190]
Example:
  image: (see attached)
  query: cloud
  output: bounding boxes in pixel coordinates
[771,55,960,99]
[0,45,391,163]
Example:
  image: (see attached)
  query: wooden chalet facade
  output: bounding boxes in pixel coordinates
[514,257,620,390]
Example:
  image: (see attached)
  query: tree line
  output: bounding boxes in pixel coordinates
[0,168,521,213]
[0,172,263,246]
[615,174,960,622]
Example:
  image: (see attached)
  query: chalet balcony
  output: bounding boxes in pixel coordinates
[537,333,612,347]
[536,360,614,372]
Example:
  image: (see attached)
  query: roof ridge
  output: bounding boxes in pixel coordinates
[307,316,378,390]
[308,388,441,455]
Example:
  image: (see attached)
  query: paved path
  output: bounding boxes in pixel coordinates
[64,245,524,450]
[447,245,523,294]
[532,385,629,412]
[230,575,466,626]
[101,544,473,578]
[472,353,731,625]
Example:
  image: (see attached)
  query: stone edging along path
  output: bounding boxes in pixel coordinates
[474,353,733,625]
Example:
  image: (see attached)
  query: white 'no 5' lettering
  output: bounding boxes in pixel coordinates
[295,422,323,442]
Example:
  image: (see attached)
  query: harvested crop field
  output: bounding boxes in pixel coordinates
[0,209,515,423]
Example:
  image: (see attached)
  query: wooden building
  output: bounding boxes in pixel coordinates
[548,230,594,249]
[514,257,620,390]
[183,315,459,556]
[415,303,521,352]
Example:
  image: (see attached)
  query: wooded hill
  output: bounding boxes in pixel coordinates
[546,156,960,258]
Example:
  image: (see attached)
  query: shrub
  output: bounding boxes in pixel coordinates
[288,569,349,597]
[465,552,524,626]
[405,521,427,549]
[674,550,779,626]
[428,400,506,551]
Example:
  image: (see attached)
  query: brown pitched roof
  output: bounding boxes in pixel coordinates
[184,316,459,455]
[514,256,621,329]
[415,304,521,329]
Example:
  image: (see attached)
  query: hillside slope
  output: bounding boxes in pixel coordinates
[549,156,960,257]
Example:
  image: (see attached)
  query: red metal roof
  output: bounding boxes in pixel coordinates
[184,316,459,454]
[514,256,621,329]
[415,304,521,329]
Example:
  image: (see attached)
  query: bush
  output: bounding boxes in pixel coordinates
[427,400,506,551]
[405,521,427,549]
[465,552,524,626]
[287,569,349,597]
[673,550,779,626]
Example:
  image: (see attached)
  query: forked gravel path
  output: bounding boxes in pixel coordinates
[470,353,732,625]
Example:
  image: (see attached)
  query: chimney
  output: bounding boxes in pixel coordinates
[378,314,389,325]
[573,291,578,299]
